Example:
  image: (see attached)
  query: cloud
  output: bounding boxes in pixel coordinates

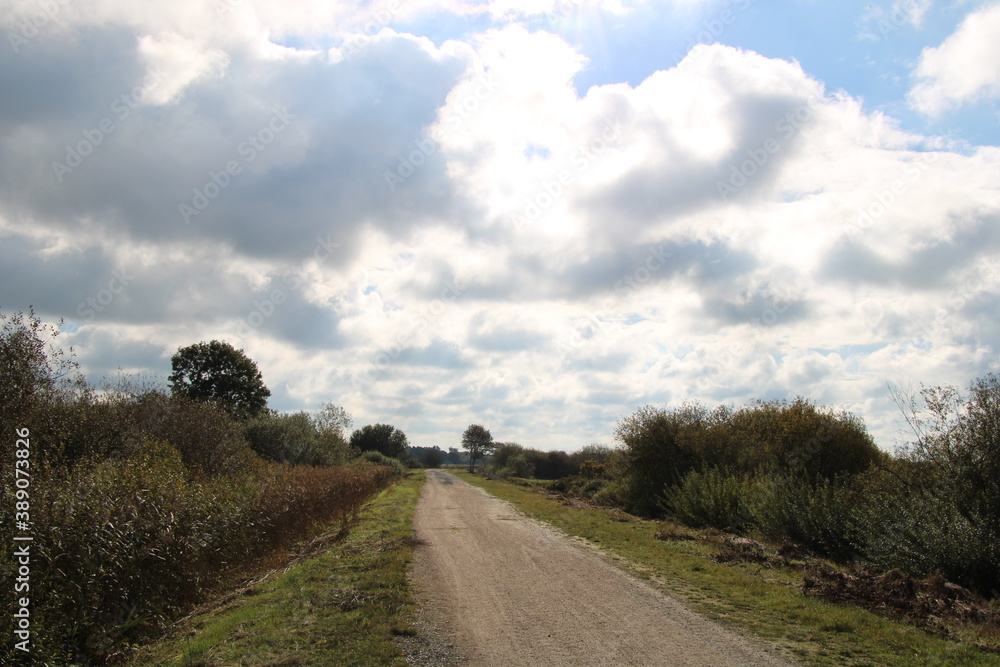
[892,0,933,28]
[908,2,1000,116]
[0,27,469,264]
[137,32,230,105]
[2,1,999,455]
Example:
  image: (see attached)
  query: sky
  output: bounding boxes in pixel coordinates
[1,0,999,453]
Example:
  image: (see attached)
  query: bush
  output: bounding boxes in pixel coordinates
[546,475,606,498]
[569,443,615,469]
[0,308,86,467]
[613,403,706,516]
[0,449,394,664]
[489,442,525,471]
[747,473,857,559]
[724,398,881,480]
[591,478,630,507]
[358,450,408,477]
[350,423,409,460]
[893,375,1000,541]
[578,459,608,479]
[493,453,535,480]
[488,443,537,479]
[525,449,574,479]
[850,466,1000,593]
[664,468,751,532]
[244,410,351,467]
[133,391,258,476]
[0,311,394,663]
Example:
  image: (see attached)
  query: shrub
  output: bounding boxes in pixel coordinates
[613,403,706,516]
[358,450,408,477]
[578,459,608,479]
[591,478,630,507]
[351,423,410,460]
[893,375,1000,541]
[494,454,535,480]
[525,449,574,479]
[133,391,258,476]
[0,451,394,664]
[0,308,85,466]
[725,398,881,480]
[410,445,445,467]
[0,313,394,663]
[569,443,615,468]
[664,468,751,532]
[508,454,535,478]
[747,473,857,559]
[244,410,351,468]
[489,442,525,471]
[546,475,606,498]
[488,443,536,479]
[850,466,1000,593]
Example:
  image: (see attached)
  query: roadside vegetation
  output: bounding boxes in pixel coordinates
[128,470,425,666]
[458,471,1000,666]
[0,308,409,665]
[473,377,1000,660]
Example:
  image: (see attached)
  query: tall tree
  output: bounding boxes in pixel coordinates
[461,423,494,472]
[168,340,270,418]
[314,402,352,439]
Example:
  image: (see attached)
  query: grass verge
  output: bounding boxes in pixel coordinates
[455,470,1000,667]
[128,470,425,667]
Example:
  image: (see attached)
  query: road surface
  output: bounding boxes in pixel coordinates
[402,470,795,666]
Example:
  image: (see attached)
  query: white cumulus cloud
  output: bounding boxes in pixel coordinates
[908,2,1000,116]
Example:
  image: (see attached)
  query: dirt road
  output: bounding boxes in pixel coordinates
[402,470,795,666]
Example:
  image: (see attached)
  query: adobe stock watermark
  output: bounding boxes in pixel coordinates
[75,268,135,323]
[351,276,466,388]
[843,150,938,241]
[443,71,501,129]
[51,69,165,183]
[549,0,583,19]
[908,261,999,347]
[686,340,756,396]
[670,0,752,64]
[235,234,340,338]
[384,137,438,193]
[179,106,294,224]
[213,0,244,17]
[513,118,624,231]
[7,0,71,53]
[340,0,401,61]
[385,70,501,193]
[687,290,791,393]
[868,0,928,41]
[557,243,673,354]
[12,427,33,654]
[716,96,819,200]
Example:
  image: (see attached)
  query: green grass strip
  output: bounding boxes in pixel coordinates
[455,471,1000,667]
[130,470,425,667]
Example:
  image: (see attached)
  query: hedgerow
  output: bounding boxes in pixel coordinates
[0,309,397,664]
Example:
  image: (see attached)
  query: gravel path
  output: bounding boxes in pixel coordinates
[400,470,796,666]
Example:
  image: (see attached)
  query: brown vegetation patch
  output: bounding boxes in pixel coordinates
[652,525,697,541]
[803,565,1000,648]
[710,537,790,568]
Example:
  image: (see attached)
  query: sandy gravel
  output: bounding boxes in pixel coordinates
[401,470,795,667]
